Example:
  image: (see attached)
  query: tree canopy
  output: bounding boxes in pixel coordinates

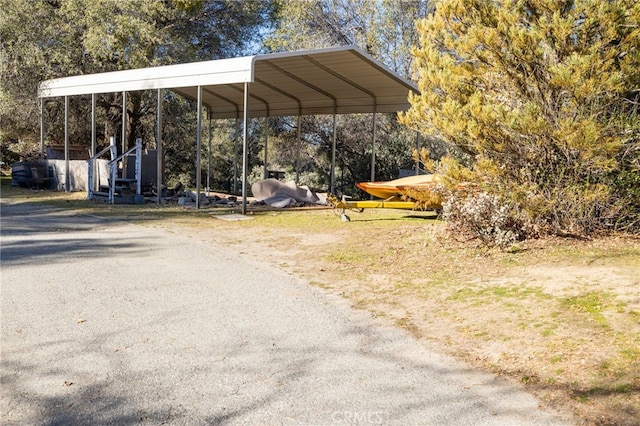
[0,0,276,166]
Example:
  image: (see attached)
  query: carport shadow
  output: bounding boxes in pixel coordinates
[349,214,440,222]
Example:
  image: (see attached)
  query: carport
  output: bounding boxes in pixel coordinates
[37,45,419,213]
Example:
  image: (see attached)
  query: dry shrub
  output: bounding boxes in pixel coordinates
[442,186,529,249]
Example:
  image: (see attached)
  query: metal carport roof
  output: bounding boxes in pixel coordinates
[38,46,418,118]
[38,46,420,213]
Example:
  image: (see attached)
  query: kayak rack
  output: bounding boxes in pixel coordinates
[327,194,432,222]
[329,194,416,210]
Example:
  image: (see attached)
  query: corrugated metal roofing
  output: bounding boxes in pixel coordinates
[38,46,419,118]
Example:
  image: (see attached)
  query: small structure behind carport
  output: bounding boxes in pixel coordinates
[38,45,420,213]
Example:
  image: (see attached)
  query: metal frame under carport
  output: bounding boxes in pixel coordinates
[38,45,420,214]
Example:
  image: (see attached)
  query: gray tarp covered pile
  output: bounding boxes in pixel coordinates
[251,179,328,208]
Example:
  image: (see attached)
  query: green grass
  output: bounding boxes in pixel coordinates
[561,291,612,328]
[550,355,564,363]
[325,248,369,264]
[620,346,640,361]
[548,244,640,268]
[446,284,551,302]
[541,324,558,337]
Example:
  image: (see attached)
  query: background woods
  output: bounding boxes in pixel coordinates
[0,0,276,173]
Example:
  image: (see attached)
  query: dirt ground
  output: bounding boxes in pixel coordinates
[184,209,640,426]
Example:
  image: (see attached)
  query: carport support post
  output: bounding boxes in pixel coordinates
[156,89,163,205]
[241,82,250,215]
[91,93,96,157]
[121,91,127,154]
[263,116,269,180]
[295,115,301,183]
[330,111,337,194]
[207,109,212,194]
[196,85,202,209]
[370,104,377,185]
[64,95,69,192]
[39,98,44,157]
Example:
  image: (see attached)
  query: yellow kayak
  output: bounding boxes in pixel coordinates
[356,174,442,199]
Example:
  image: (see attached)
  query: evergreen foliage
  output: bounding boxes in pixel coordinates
[400,0,640,238]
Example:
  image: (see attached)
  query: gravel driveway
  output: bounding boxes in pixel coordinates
[0,200,570,425]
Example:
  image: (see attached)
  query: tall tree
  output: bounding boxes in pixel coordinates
[264,0,434,193]
[267,0,431,77]
[0,0,276,181]
[400,0,640,236]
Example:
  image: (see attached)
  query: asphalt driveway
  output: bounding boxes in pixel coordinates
[0,200,570,425]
